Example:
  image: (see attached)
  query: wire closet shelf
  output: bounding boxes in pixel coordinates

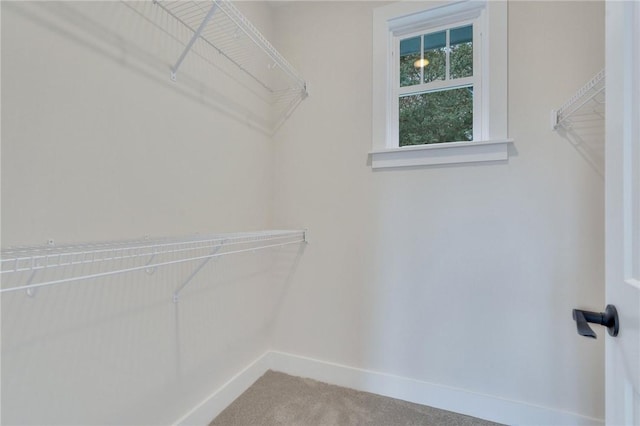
[552,68,605,131]
[0,230,306,295]
[551,68,605,177]
[153,0,308,132]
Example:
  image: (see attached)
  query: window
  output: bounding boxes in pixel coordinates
[371,1,510,169]
[398,24,475,145]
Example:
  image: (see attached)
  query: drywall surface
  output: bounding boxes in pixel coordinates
[1,1,276,246]
[0,2,295,424]
[271,0,605,422]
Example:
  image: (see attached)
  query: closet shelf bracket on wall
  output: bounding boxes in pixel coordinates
[153,0,308,132]
[166,1,220,82]
[172,240,225,303]
[552,68,605,131]
[551,68,605,177]
[0,230,306,295]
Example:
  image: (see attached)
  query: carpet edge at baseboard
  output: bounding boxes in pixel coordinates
[174,350,604,426]
[172,352,272,426]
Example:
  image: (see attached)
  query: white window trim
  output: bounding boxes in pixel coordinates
[371,0,512,169]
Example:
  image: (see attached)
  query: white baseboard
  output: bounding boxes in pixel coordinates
[172,352,271,426]
[176,350,604,426]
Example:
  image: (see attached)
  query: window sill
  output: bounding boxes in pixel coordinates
[369,139,513,170]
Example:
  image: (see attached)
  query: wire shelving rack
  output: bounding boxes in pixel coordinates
[1,230,306,295]
[152,0,308,133]
[552,69,605,131]
[552,69,605,176]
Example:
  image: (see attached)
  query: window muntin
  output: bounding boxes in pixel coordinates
[396,23,475,146]
[400,36,422,87]
[450,25,473,79]
[422,30,447,83]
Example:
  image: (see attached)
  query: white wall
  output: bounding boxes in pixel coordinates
[271,0,605,422]
[0,2,297,424]
[1,1,277,246]
[2,1,607,424]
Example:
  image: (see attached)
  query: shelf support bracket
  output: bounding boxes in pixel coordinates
[170,3,219,81]
[25,268,38,298]
[172,242,225,303]
[551,109,560,130]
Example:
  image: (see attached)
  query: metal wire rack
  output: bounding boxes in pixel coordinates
[552,69,605,131]
[1,230,306,295]
[552,69,605,176]
[152,0,308,132]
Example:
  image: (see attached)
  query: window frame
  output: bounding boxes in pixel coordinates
[371,0,511,169]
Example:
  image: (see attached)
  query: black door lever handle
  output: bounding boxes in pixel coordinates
[572,305,619,338]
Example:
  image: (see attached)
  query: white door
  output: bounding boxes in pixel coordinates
[605,1,640,425]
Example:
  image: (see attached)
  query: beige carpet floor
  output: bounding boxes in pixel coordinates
[210,370,504,426]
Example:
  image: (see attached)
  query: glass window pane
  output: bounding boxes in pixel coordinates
[450,25,473,79]
[423,30,446,83]
[399,87,473,146]
[400,36,421,87]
